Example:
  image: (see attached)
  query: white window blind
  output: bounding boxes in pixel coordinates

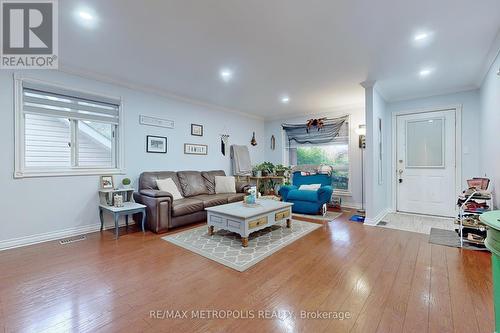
[15,78,123,177]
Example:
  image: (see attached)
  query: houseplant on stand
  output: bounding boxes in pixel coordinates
[274,164,290,177]
[121,177,132,189]
[252,165,263,177]
[260,162,275,177]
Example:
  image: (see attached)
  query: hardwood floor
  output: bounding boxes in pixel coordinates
[0,209,493,333]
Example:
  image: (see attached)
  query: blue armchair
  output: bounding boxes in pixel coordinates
[279,172,333,215]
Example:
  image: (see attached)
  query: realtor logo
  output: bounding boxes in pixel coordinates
[1,0,58,69]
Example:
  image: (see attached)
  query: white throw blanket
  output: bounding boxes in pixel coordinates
[231,145,252,176]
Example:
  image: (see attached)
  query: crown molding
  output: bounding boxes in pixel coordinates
[385,85,479,104]
[360,80,376,89]
[57,63,265,121]
[264,102,365,121]
[476,27,500,87]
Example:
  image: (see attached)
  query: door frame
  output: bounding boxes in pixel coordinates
[390,105,462,215]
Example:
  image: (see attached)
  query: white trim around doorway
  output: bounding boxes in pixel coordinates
[390,105,462,214]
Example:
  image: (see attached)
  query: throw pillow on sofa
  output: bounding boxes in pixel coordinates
[298,184,321,191]
[156,178,183,200]
[215,176,236,194]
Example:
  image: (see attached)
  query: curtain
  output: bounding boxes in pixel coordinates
[282,116,349,146]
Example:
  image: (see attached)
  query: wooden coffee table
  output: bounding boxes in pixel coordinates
[205,200,293,247]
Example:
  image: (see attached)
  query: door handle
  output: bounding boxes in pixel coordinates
[398,169,403,184]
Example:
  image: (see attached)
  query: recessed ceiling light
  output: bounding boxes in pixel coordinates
[219,69,233,82]
[78,11,94,21]
[419,68,433,77]
[75,8,97,28]
[414,32,429,41]
[281,96,290,104]
[412,30,434,47]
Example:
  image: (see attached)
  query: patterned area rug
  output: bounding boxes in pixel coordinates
[162,220,321,272]
[293,211,342,221]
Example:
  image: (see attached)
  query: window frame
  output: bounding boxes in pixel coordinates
[282,115,352,196]
[14,75,125,178]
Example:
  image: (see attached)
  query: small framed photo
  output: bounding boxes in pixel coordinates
[100,175,114,189]
[184,143,208,155]
[146,135,167,153]
[191,124,203,136]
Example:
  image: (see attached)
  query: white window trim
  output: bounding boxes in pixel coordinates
[13,74,125,178]
[281,114,353,197]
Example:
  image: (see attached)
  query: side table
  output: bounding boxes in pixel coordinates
[99,202,147,239]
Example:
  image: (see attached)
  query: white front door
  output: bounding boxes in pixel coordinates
[396,109,456,217]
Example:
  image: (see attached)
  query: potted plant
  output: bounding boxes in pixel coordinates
[252,165,263,177]
[275,164,290,177]
[260,162,275,176]
[121,177,132,189]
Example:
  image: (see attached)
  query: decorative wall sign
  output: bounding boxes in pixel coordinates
[139,115,174,129]
[146,135,167,153]
[184,143,208,155]
[191,124,203,136]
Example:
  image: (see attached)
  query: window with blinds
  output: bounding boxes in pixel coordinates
[285,118,351,192]
[15,79,122,177]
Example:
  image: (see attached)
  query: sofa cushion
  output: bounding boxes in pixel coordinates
[177,171,209,197]
[215,176,236,194]
[156,178,183,200]
[191,194,228,208]
[171,198,204,217]
[226,193,245,203]
[298,184,321,191]
[287,189,319,203]
[201,170,226,194]
[139,171,180,190]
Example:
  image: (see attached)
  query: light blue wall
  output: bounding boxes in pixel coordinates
[479,52,500,208]
[264,106,365,208]
[364,84,391,224]
[0,70,265,246]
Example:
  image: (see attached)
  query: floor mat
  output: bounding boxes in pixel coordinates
[293,211,342,221]
[350,214,365,222]
[378,212,454,234]
[429,228,488,251]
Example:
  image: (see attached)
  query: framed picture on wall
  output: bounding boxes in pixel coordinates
[146,135,167,153]
[184,143,208,155]
[191,124,203,136]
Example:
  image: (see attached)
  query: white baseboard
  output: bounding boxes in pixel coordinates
[0,220,136,251]
[341,202,362,210]
[364,208,391,226]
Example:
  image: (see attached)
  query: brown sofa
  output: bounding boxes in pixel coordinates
[133,170,249,233]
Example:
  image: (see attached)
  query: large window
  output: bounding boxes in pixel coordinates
[295,144,349,190]
[15,78,123,177]
[286,118,350,192]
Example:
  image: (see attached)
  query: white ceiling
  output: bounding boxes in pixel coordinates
[59,0,500,119]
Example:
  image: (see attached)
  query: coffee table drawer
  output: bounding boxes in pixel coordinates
[275,209,290,221]
[227,219,242,232]
[248,216,267,229]
[209,215,227,228]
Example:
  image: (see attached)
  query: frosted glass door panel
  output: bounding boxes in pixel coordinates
[406,118,444,168]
